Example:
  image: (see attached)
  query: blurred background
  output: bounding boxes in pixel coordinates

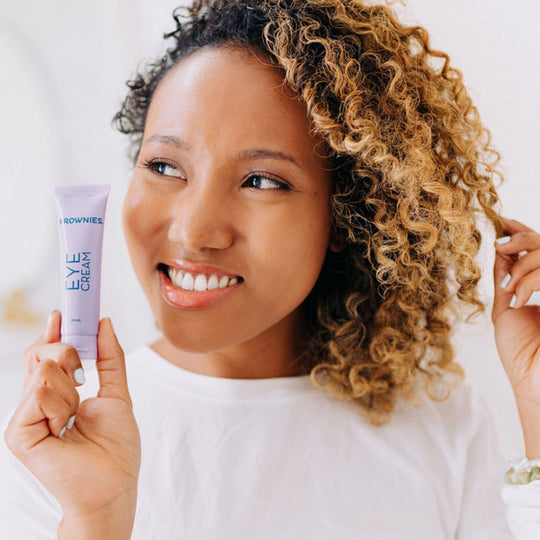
[1,0,539,459]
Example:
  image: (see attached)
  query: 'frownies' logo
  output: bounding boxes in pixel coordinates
[59,217,103,224]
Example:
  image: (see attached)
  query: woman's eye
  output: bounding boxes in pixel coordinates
[144,160,182,178]
[244,175,290,191]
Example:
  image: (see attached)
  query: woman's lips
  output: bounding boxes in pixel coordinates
[158,266,242,310]
[161,259,243,280]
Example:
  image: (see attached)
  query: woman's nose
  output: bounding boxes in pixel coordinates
[167,182,234,252]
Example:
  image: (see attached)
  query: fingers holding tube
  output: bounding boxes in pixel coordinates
[6,359,80,455]
[24,319,86,389]
[35,309,61,345]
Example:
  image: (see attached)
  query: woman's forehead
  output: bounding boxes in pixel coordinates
[144,45,331,168]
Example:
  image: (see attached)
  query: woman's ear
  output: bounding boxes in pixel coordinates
[329,225,347,253]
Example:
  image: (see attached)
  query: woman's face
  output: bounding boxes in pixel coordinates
[122,45,342,377]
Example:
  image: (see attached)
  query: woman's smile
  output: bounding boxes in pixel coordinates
[157,261,244,310]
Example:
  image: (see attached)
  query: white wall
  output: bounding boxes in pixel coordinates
[1,0,538,459]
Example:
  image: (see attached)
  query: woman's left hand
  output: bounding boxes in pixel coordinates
[493,217,540,457]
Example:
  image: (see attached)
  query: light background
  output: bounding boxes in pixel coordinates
[0,0,538,459]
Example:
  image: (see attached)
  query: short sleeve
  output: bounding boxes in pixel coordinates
[0,408,62,540]
[502,478,540,539]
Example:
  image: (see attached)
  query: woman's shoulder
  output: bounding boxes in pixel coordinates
[394,377,491,432]
[385,377,499,458]
[315,376,497,460]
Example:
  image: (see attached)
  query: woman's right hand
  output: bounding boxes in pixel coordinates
[3,310,141,538]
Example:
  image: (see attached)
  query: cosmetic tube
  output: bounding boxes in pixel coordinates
[54,184,110,360]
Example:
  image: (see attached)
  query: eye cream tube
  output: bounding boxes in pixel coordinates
[54,184,110,360]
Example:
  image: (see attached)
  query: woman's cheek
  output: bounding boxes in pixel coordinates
[123,179,162,240]
[122,185,142,247]
[269,216,328,291]
[122,179,163,275]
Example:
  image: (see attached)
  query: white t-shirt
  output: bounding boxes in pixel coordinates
[0,345,537,539]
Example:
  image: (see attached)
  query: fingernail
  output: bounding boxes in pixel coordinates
[108,317,114,332]
[500,273,511,288]
[47,309,55,326]
[67,414,76,430]
[59,425,67,438]
[74,368,86,385]
[496,236,511,245]
[510,295,517,308]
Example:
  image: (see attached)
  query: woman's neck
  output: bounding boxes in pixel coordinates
[150,308,310,380]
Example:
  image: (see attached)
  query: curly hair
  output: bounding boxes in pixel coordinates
[113,0,505,425]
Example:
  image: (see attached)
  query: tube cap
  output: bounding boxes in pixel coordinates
[62,334,97,360]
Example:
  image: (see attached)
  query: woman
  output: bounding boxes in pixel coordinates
[2,1,540,538]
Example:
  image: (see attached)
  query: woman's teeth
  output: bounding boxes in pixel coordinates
[167,267,239,291]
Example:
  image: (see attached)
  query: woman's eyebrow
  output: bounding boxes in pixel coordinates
[145,134,190,150]
[143,133,304,172]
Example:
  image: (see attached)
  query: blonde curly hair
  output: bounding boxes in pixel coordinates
[114,0,505,424]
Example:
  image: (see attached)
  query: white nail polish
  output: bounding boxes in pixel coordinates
[500,274,511,288]
[74,368,86,385]
[59,425,67,438]
[496,236,511,245]
[510,295,517,308]
[67,415,76,430]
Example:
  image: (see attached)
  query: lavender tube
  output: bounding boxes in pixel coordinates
[54,184,110,360]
